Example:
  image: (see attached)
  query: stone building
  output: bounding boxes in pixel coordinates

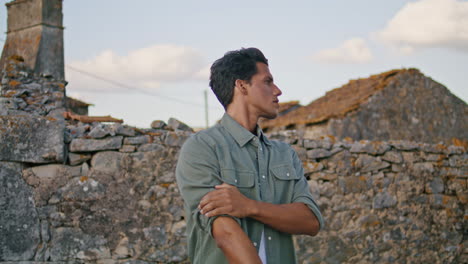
[0,0,64,80]
[65,97,92,115]
[261,69,468,145]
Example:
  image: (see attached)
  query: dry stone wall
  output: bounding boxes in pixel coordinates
[1,119,193,263]
[1,60,467,263]
[269,132,467,264]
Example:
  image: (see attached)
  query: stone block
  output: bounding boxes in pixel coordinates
[420,143,447,154]
[124,135,151,145]
[67,124,90,138]
[317,181,336,199]
[373,191,397,209]
[382,151,403,164]
[68,152,91,165]
[389,140,420,151]
[0,162,40,261]
[48,227,110,261]
[309,171,338,181]
[356,155,390,173]
[167,117,193,132]
[138,143,165,152]
[411,162,435,175]
[150,120,167,129]
[110,123,136,137]
[447,145,465,155]
[70,136,123,152]
[426,177,445,194]
[119,145,136,153]
[88,124,113,138]
[303,139,319,149]
[303,161,324,175]
[292,145,307,160]
[350,140,390,155]
[439,167,465,177]
[339,176,368,194]
[448,154,467,167]
[59,177,106,202]
[91,151,125,175]
[0,115,65,163]
[164,131,191,147]
[307,149,332,159]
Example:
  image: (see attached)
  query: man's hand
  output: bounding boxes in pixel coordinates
[200,183,320,236]
[198,183,256,218]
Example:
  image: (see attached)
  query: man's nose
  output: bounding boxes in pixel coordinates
[274,84,282,96]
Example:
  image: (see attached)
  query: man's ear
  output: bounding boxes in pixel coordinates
[235,79,248,95]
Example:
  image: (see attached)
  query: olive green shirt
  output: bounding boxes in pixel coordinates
[176,113,324,264]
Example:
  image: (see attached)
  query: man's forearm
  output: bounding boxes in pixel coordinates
[212,216,262,264]
[248,201,320,236]
[200,183,320,236]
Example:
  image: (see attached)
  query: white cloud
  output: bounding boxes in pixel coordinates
[193,65,211,81]
[66,44,206,93]
[377,0,468,53]
[312,38,374,64]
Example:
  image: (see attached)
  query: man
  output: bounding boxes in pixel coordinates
[176,48,324,264]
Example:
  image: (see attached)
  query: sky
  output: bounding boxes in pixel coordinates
[1,0,467,128]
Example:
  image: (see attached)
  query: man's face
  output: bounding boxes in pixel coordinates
[244,62,282,119]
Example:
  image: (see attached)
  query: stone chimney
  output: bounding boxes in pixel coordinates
[0,0,64,80]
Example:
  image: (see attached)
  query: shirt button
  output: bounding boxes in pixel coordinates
[253,242,257,246]
[268,236,272,240]
[262,175,266,179]
[234,179,238,183]
[259,147,262,151]
[286,173,290,177]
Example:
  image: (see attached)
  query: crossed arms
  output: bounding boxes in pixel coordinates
[176,136,322,264]
[200,183,320,264]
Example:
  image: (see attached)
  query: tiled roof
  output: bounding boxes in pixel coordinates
[261,69,418,129]
[278,100,301,114]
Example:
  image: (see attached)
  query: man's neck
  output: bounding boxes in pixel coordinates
[226,106,259,134]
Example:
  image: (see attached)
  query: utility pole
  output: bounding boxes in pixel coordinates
[204,90,209,128]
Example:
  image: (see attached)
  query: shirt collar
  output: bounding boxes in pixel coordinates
[220,113,271,147]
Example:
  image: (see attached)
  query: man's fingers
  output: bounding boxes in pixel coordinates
[205,207,228,217]
[215,183,234,189]
[200,200,218,215]
[199,187,233,208]
[200,190,226,207]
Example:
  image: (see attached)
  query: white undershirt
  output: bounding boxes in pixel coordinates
[259,231,267,264]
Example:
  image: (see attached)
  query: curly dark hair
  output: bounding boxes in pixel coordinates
[209,48,268,109]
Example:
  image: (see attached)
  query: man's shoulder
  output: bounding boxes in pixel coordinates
[181,124,227,151]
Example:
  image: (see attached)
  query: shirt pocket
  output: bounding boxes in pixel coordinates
[270,164,300,180]
[270,164,299,203]
[221,169,255,187]
[221,169,256,199]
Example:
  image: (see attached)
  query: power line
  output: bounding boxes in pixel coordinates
[65,65,219,109]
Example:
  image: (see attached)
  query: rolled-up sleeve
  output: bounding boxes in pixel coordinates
[176,134,241,237]
[290,149,325,230]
